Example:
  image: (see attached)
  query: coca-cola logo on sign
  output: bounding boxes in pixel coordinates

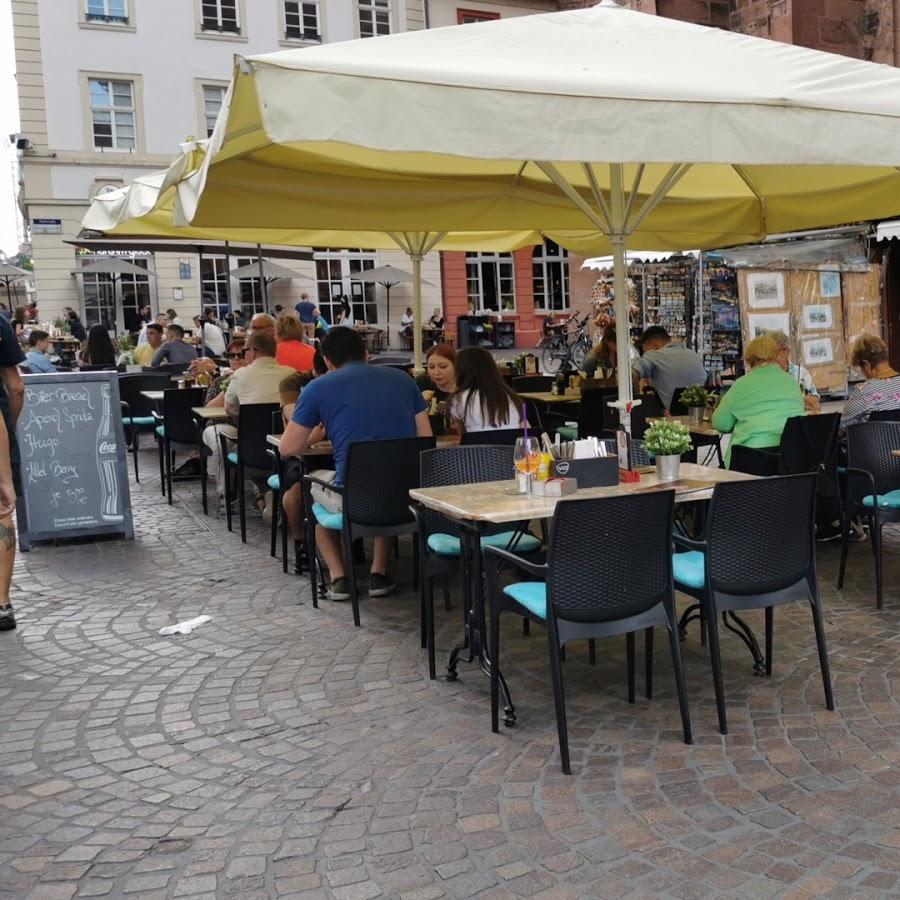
[99,441,117,454]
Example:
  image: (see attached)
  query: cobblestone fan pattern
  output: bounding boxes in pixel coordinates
[1,452,899,899]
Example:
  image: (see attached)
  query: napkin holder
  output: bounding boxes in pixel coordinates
[552,457,618,488]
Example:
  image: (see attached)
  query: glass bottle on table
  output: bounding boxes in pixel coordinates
[513,436,540,494]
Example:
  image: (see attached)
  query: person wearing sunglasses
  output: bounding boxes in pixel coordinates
[175,339,250,479]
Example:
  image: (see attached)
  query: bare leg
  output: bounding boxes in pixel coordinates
[371,536,391,575]
[316,525,345,579]
[0,515,14,605]
[282,484,305,541]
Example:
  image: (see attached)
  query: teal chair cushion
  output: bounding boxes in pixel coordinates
[555,425,578,441]
[503,582,547,619]
[312,502,343,530]
[672,551,706,589]
[427,530,542,558]
[155,425,165,438]
[122,415,155,427]
[267,473,281,491]
[862,490,900,509]
[227,451,239,464]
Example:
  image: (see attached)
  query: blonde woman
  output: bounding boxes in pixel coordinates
[275,312,315,371]
[712,334,804,466]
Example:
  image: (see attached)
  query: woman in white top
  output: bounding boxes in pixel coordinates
[450,346,525,433]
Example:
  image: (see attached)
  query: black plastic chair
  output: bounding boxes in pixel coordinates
[485,490,692,775]
[221,403,281,543]
[150,361,193,375]
[669,387,690,415]
[568,389,614,439]
[460,428,523,446]
[306,436,436,627]
[673,473,834,734]
[118,372,170,482]
[838,422,900,609]
[154,388,206,507]
[412,445,541,679]
[512,375,553,392]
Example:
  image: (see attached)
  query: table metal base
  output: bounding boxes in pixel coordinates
[678,604,766,675]
[446,528,517,726]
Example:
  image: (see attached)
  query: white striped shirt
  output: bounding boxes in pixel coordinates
[841,375,900,428]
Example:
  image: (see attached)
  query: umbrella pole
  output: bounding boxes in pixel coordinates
[256,244,268,313]
[609,165,634,434]
[411,255,423,371]
[385,283,391,349]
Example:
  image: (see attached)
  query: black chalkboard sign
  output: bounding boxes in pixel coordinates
[16,372,134,550]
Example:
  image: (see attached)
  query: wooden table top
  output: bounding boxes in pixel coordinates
[518,390,582,405]
[409,463,754,525]
[648,415,722,438]
[191,406,228,421]
[140,390,164,401]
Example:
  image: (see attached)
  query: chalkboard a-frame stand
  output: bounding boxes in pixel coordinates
[16,372,135,551]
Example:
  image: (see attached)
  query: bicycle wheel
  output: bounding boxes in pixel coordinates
[571,338,590,368]
[542,342,562,374]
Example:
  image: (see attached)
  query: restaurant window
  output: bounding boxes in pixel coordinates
[200,256,230,320]
[456,8,499,23]
[89,78,136,150]
[358,0,390,38]
[86,0,128,24]
[234,256,266,316]
[466,251,515,313]
[201,0,240,33]
[314,249,378,324]
[285,0,321,40]
[532,239,569,311]
[202,85,225,138]
[81,256,151,333]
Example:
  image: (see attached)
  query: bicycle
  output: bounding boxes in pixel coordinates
[537,313,592,374]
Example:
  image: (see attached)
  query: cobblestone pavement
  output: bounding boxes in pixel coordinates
[2,450,900,900]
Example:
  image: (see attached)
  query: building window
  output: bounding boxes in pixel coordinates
[200,256,231,320]
[81,256,150,332]
[201,0,239,33]
[532,239,569,311]
[314,249,378,324]
[202,85,225,138]
[234,257,267,315]
[456,8,499,23]
[285,0,321,40]
[89,78,135,150]
[358,0,390,38]
[466,252,515,313]
[86,0,128,23]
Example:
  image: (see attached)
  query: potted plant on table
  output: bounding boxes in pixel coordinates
[680,384,710,425]
[643,419,693,482]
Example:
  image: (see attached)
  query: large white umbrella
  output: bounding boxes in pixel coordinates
[351,264,435,346]
[169,0,900,423]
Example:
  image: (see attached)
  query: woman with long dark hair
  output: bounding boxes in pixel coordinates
[450,346,524,433]
[79,324,116,367]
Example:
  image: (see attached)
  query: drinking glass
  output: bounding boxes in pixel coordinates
[513,437,540,493]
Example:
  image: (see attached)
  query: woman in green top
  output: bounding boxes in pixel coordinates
[712,334,805,467]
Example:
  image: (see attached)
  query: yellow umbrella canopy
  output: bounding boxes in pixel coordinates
[171,1,900,409]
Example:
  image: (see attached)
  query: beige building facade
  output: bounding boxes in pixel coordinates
[11,0,443,343]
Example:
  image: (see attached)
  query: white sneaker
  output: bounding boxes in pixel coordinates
[261,491,274,523]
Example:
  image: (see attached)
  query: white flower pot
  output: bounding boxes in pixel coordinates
[655,454,681,481]
[688,406,704,425]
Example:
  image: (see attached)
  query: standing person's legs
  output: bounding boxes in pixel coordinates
[0,513,15,629]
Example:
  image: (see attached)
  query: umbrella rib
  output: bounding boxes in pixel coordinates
[622,164,646,232]
[536,161,609,234]
[627,163,691,234]
[731,164,767,234]
[581,164,613,233]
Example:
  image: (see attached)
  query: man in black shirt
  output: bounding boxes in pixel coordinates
[0,314,24,630]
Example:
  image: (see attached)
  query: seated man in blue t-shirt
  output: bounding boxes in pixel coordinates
[280,328,430,601]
